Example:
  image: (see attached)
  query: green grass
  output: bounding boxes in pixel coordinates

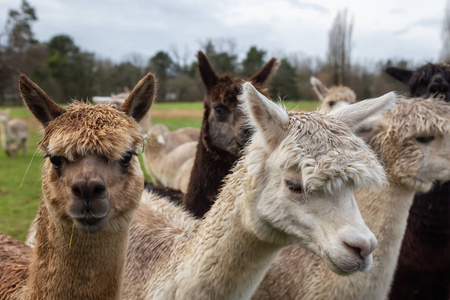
[0,100,318,242]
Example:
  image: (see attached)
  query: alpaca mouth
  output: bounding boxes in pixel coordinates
[324,251,372,276]
[76,210,108,232]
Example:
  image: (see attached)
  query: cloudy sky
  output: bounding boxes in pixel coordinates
[0,0,447,65]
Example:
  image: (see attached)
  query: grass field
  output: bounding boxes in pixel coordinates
[0,100,319,242]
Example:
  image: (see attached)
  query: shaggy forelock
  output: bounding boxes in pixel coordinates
[387,97,450,141]
[278,111,386,193]
[39,102,144,161]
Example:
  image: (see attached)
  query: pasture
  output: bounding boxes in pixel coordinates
[0,100,319,242]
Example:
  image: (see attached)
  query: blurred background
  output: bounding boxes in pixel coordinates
[0,0,449,105]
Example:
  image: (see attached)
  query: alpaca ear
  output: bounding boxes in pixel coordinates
[239,82,289,148]
[248,57,279,85]
[119,72,156,122]
[197,51,219,91]
[310,76,328,101]
[329,92,396,132]
[384,67,413,85]
[18,74,66,127]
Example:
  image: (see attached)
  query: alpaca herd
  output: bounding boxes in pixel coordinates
[1,53,449,300]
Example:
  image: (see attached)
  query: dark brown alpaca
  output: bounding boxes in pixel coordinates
[181,51,278,217]
[385,63,450,300]
[0,72,155,299]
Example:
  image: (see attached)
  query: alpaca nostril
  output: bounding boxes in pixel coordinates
[343,235,376,258]
[71,181,84,199]
[344,242,363,258]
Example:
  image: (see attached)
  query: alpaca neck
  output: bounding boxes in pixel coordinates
[326,183,416,300]
[25,203,130,300]
[182,130,237,218]
[175,159,283,300]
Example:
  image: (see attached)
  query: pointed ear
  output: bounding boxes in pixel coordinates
[329,92,396,132]
[197,51,219,91]
[384,67,413,85]
[18,74,66,127]
[239,82,289,148]
[248,58,279,85]
[310,76,328,101]
[119,72,156,122]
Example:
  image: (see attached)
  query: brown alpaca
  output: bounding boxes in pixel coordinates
[253,96,450,300]
[385,63,450,300]
[310,76,356,113]
[122,83,393,300]
[0,72,155,299]
[180,51,279,217]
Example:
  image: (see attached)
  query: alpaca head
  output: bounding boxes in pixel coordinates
[147,124,171,150]
[19,73,156,232]
[310,76,356,113]
[385,63,450,102]
[0,109,10,123]
[358,97,450,193]
[197,50,278,155]
[239,83,394,275]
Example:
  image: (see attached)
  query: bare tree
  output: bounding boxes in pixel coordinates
[440,0,450,62]
[327,8,353,85]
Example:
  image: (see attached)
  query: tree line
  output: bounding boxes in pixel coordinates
[0,1,428,105]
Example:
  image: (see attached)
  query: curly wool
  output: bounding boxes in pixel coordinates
[278,111,386,193]
[369,97,450,190]
[39,102,144,161]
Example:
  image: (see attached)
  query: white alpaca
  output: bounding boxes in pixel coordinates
[122,83,395,300]
[253,96,450,300]
[0,110,28,157]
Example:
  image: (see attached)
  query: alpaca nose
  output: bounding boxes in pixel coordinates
[71,177,107,208]
[343,232,377,258]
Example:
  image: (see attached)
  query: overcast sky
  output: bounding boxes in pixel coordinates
[0,0,447,66]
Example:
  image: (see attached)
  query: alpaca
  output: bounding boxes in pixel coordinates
[143,124,197,190]
[385,63,450,101]
[142,123,199,191]
[0,110,29,157]
[0,72,155,299]
[310,76,356,113]
[253,96,450,300]
[143,51,278,200]
[180,51,279,217]
[122,83,395,300]
[385,63,450,300]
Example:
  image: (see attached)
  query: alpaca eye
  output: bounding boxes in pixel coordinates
[328,101,335,107]
[416,136,435,144]
[214,106,227,117]
[49,156,63,168]
[120,152,134,166]
[286,180,303,194]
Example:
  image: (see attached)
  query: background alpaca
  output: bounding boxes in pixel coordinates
[122,82,392,300]
[310,76,356,112]
[0,72,155,299]
[253,96,450,300]
[385,63,450,300]
[142,124,198,191]
[0,110,28,157]
[180,51,279,217]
